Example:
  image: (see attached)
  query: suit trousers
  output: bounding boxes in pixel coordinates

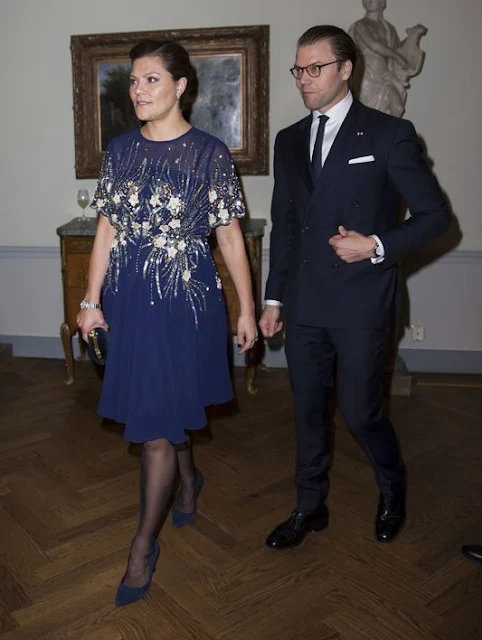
[285,323,406,513]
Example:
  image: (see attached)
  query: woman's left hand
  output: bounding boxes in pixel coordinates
[236,314,259,354]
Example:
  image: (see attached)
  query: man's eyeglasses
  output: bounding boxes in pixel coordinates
[290,60,341,79]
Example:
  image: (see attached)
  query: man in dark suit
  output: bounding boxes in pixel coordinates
[259,25,450,549]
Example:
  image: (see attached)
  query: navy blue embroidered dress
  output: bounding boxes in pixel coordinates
[91,127,245,444]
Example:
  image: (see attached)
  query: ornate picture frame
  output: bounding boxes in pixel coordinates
[70,25,269,178]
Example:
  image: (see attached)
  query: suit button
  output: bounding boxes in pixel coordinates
[332,263,339,272]
[301,226,310,233]
[352,200,360,208]
[301,259,309,266]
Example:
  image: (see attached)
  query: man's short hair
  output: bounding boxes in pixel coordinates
[298,25,357,71]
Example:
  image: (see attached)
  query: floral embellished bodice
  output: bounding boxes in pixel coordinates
[91,128,245,320]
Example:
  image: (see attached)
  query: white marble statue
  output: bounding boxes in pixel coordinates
[349,0,427,117]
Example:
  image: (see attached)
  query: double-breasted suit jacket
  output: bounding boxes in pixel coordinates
[265,98,451,329]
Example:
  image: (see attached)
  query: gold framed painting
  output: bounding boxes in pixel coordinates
[70,25,269,178]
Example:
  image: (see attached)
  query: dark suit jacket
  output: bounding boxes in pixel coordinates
[265,98,451,328]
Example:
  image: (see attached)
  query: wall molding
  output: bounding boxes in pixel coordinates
[261,248,482,265]
[433,250,482,265]
[1,245,481,265]
[0,246,60,259]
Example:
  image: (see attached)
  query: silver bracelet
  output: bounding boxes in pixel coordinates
[80,298,101,310]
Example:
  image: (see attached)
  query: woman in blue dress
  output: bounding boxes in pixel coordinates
[77,39,258,606]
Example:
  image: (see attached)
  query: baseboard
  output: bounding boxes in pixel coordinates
[2,334,481,375]
[399,349,482,374]
[0,335,79,360]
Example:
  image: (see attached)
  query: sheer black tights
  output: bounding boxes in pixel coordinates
[123,438,176,587]
[123,436,199,586]
[174,435,198,512]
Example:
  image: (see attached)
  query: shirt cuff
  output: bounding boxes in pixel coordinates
[264,299,282,307]
[370,234,385,264]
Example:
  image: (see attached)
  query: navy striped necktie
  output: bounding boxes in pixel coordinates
[311,114,329,177]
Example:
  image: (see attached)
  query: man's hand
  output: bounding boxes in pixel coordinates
[259,305,283,338]
[328,225,376,263]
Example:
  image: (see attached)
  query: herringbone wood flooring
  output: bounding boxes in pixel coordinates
[0,358,481,639]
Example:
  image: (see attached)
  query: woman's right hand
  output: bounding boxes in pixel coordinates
[76,309,109,342]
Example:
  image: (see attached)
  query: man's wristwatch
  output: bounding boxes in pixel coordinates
[372,239,382,259]
[80,298,101,310]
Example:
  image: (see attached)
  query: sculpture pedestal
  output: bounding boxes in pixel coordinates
[385,354,412,397]
[0,342,12,370]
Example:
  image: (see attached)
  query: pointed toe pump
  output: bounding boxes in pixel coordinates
[172,469,204,528]
[115,540,160,607]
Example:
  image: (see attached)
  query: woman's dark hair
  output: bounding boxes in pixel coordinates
[298,25,357,73]
[129,39,198,114]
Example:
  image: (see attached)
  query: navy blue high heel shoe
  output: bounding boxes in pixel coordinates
[115,540,160,607]
[172,470,204,528]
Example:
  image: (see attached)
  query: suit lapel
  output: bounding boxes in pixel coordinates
[313,100,363,199]
[291,101,371,221]
[293,115,315,192]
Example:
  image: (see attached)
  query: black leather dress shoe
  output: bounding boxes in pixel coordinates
[265,508,329,550]
[461,545,482,563]
[375,492,406,543]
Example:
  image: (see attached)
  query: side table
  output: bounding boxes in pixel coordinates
[56,217,266,392]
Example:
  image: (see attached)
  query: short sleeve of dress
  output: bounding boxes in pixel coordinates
[207,141,246,229]
[90,144,117,221]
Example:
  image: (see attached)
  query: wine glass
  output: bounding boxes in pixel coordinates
[77,189,90,221]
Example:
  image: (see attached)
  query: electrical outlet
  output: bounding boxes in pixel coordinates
[411,324,425,341]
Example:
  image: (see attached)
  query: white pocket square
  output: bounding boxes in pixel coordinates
[348,155,375,164]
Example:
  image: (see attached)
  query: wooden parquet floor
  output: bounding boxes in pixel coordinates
[0,358,482,640]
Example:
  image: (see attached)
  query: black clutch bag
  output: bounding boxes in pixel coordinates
[87,328,109,366]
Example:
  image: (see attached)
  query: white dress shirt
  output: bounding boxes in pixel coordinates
[310,91,353,166]
[265,91,384,307]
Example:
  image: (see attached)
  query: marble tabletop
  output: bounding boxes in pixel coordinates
[56,216,266,238]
